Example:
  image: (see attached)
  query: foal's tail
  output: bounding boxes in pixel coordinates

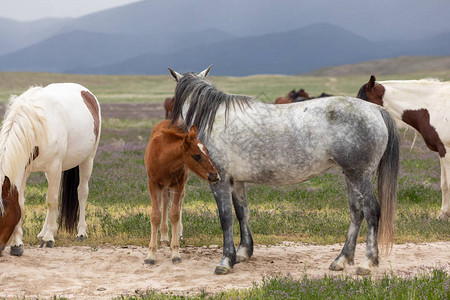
[59,166,80,233]
[377,109,400,253]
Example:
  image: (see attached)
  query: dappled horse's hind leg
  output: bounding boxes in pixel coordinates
[38,167,62,248]
[145,181,163,264]
[330,177,379,275]
[76,157,95,240]
[210,177,236,275]
[160,188,171,247]
[169,185,185,263]
[439,154,450,220]
[232,181,253,263]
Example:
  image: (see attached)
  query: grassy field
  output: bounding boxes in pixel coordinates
[1,71,449,299]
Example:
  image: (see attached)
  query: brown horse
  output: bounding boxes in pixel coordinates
[0,177,21,255]
[274,89,296,104]
[164,97,175,119]
[144,120,220,264]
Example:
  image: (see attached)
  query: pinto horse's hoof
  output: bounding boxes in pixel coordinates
[39,240,54,248]
[10,245,24,256]
[214,265,231,275]
[144,258,156,265]
[76,235,87,242]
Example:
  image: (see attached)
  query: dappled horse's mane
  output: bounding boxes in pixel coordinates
[170,73,252,136]
[0,87,47,186]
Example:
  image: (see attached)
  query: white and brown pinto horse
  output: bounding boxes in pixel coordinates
[0,83,101,256]
[358,76,450,220]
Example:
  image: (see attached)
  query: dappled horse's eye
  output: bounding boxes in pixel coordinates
[192,154,201,162]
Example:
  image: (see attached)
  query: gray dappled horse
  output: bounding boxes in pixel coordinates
[169,66,399,276]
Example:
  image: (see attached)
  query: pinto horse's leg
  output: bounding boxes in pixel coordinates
[76,157,94,240]
[210,177,236,275]
[330,177,379,274]
[145,180,162,264]
[10,176,28,256]
[439,154,450,220]
[39,167,62,247]
[231,181,253,263]
[169,184,186,263]
[160,188,170,246]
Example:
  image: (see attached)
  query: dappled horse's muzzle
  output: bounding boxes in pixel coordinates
[208,172,221,183]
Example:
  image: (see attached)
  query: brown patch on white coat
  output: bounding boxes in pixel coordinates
[81,91,100,140]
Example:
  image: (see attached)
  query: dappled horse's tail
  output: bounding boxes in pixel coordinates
[377,108,400,253]
[59,166,80,233]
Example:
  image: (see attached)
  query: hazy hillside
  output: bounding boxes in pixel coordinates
[308,56,450,77]
[0,0,449,75]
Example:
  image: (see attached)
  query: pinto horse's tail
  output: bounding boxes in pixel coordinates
[377,108,400,253]
[59,166,80,233]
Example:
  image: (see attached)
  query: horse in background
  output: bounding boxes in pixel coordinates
[169,66,399,276]
[0,83,101,256]
[358,75,450,220]
[274,89,296,104]
[164,97,175,119]
[144,120,220,264]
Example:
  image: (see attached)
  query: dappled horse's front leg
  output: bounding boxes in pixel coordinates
[329,178,380,275]
[145,181,162,264]
[211,178,236,275]
[37,168,62,248]
[231,181,253,263]
[169,185,185,263]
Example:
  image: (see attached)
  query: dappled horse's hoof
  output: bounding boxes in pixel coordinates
[329,261,345,271]
[144,258,156,265]
[236,253,248,263]
[172,257,182,264]
[355,267,371,276]
[214,265,231,275]
[39,240,54,248]
[10,245,24,256]
[76,235,87,242]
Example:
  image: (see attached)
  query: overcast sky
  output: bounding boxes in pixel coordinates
[0,0,142,21]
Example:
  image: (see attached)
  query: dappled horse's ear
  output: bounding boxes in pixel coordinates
[168,68,182,82]
[367,75,376,90]
[199,65,212,78]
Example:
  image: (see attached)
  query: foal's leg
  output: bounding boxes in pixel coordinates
[38,167,63,247]
[232,181,253,263]
[169,184,186,263]
[160,188,171,246]
[439,154,450,220]
[210,177,236,275]
[330,178,368,273]
[145,181,162,264]
[76,156,95,240]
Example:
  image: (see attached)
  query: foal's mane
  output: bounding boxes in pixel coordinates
[0,87,47,187]
[170,73,252,136]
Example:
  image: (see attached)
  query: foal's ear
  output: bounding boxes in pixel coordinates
[198,65,212,78]
[168,68,182,82]
[367,75,376,90]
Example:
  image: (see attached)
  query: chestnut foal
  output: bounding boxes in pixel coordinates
[144,120,220,264]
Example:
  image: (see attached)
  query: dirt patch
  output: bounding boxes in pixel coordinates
[0,242,448,299]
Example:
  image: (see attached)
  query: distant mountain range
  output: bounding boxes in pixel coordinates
[0,0,449,76]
